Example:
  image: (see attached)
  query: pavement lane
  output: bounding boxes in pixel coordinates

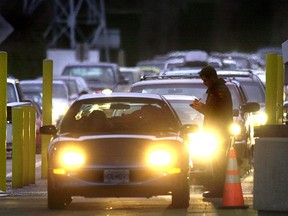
[2,154,258,215]
[6,154,42,181]
[0,168,258,216]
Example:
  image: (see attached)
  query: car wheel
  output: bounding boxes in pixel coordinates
[171,172,190,208]
[47,175,71,209]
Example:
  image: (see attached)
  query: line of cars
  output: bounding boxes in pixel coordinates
[129,69,265,182]
[7,58,267,209]
[35,61,266,209]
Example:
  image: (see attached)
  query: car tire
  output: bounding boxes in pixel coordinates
[171,172,190,208]
[48,175,71,209]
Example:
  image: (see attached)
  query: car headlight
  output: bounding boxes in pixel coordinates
[148,150,172,166]
[53,148,85,175]
[187,131,218,157]
[146,146,180,174]
[230,123,241,136]
[62,151,85,167]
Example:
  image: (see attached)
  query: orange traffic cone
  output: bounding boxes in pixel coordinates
[220,147,249,209]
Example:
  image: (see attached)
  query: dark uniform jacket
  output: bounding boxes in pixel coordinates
[200,78,233,138]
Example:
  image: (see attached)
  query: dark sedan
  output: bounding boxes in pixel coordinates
[40,92,197,209]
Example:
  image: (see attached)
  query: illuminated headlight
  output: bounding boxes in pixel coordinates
[252,111,267,126]
[53,149,85,175]
[62,151,85,167]
[188,132,218,157]
[230,123,241,136]
[148,150,173,166]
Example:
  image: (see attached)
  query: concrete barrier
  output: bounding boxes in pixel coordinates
[254,125,288,213]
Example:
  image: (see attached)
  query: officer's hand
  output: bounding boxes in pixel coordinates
[190,99,203,111]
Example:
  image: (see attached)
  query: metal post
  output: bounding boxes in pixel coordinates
[23,106,30,186]
[277,55,284,124]
[28,106,36,184]
[42,59,53,179]
[266,54,278,124]
[0,51,7,191]
[12,107,24,188]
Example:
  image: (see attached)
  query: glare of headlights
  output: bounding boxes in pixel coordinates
[230,123,241,136]
[102,88,113,95]
[148,150,172,166]
[62,151,85,167]
[252,111,267,126]
[188,132,218,157]
[52,104,69,123]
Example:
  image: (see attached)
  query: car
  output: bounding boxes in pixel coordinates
[7,77,26,103]
[40,92,198,209]
[45,76,91,105]
[216,70,267,145]
[6,76,40,158]
[130,74,260,177]
[118,67,142,92]
[61,62,128,94]
[163,94,203,128]
[20,79,70,125]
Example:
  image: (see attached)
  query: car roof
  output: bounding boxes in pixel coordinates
[20,79,67,85]
[77,92,164,101]
[63,62,118,67]
[131,75,236,87]
[53,75,85,80]
[163,94,198,101]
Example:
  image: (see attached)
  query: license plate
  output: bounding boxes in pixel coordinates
[104,170,129,183]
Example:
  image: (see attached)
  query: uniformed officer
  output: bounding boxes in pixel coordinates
[191,66,233,198]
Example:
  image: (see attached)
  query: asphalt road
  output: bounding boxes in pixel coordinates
[1,158,258,216]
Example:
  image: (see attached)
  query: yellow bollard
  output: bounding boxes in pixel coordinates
[23,106,30,186]
[12,107,24,188]
[42,59,53,179]
[266,53,278,124]
[28,106,36,184]
[277,55,284,124]
[0,51,7,191]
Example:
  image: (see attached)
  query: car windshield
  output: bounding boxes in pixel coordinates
[121,72,136,84]
[61,80,78,95]
[60,98,179,134]
[167,99,204,127]
[63,66,115,84]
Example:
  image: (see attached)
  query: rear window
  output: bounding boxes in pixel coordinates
[240,81,265,103]
[131,84,207,99]
[131,82,243,110]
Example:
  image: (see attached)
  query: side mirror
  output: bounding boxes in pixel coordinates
[180,124,199,134]
[240,102,260,113]
[40,125,58,135]
[233,109,239,116]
